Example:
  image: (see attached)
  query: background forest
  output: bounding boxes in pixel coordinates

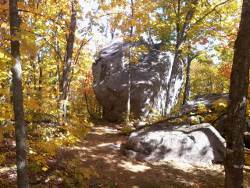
[0,0,250,187]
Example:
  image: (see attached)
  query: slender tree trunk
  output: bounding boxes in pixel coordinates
[37,54,43,114]
[67,38,92,100]
[37,54,43,93]
[224,0,250,187]
[59,0,77,120]
[183,55,192,105]
[60,1,76,100]
[125,0,134,124]
[38,63,42,93]
[31,61,37,90]
[165,51,184,114]
[126,58,131,123]
[9,0,29,187]
[165,0,198,115]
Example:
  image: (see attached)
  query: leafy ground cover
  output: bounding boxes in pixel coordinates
[0,122,239,188]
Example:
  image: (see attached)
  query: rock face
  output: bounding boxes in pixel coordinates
[122,123,226,165]
[92,40,173,122]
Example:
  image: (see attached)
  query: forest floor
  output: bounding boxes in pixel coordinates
[67,123,226,188]
[2,123,250,187]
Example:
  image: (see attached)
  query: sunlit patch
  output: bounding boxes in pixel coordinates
[153,160,224,174]
[89,126,119,135]
[132,185,140,188]
[0,165,17,182]
[66,145,93,152]
[97,142,120,150]
[118,160,151,172]
[90,154,98,158]
[0,165,16,174]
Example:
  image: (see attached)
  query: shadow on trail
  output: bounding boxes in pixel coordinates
[61,124,225,188]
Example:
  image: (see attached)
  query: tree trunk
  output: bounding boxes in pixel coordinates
[9,0,29,187]
[183,55,192,105]
[59,1,77,120]
[165,0,198,115]
[224,0,250,187]
[60,1,77,100]
[165,51,184,114]
[38,54,42,93]
[125,0,134,124]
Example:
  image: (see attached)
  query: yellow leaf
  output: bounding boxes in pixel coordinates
[0,47,13,61]
[42,167,48,171]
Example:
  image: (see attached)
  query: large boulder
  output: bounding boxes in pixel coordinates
[121,123,226,165]
[92,40,173,122]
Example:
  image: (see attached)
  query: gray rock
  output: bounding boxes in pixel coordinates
[181,93,229,135]
[92,40,172,122]
[181,93,229,114]
[180,94,250,149]
[121,123,226,165]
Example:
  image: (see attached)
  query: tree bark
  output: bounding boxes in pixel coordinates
[59,1,77,120]
[36,53,43,93]
[125,0,134,124]
[60,1,77,100]
[224,0,250,187]
[183,55,192,105]
[165,52,184,114]
[9,0,29,187]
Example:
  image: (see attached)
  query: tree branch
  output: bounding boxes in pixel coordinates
[191,0,232,27]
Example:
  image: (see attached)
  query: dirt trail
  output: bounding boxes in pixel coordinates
[69,124,225,188]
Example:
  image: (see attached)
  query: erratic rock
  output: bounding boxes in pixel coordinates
[92,40,172,122]
[121,123,226,165]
